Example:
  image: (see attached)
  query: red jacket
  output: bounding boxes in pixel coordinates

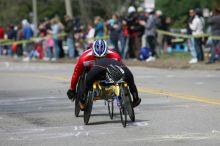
[70,49,121,90]
[0,26,5,39]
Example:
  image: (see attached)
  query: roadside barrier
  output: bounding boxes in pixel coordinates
[156,29,220,40]
[0,30,219,46]
[0,33,110,46]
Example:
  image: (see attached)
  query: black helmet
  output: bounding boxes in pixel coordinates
[106,64,125,82]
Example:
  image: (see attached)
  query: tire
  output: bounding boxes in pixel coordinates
[84,90,93,125]
[120,106,127,128]
[119,90,127,128]
[75,98,80,117]
[75,72,86,117]
[108,99,114,120]
[123,87,135,122]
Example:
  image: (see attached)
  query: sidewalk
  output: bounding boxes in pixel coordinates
[0,56,219,70]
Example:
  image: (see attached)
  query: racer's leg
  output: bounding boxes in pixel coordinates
[123,67,141,108]
[79,66,106,109]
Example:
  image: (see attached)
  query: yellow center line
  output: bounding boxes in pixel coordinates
[138,87,220,106]
[1,72,69,82]
[1,72,220,106]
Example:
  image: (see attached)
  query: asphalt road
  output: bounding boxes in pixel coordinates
[0,61,220,146]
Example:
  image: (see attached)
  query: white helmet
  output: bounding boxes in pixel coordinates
[92,40,108,57]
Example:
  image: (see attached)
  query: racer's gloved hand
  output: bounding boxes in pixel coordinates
[67,89,76,102]
[133,98,141,108]
[132,92,141,108]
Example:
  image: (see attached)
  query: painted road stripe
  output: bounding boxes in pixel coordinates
[1,72,220,106]
[138,87,220,106]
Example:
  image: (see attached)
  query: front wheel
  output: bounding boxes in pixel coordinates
[108,99,114,119]
[123,87,135,122]
[120,106,127,128]
[75,98,80,117]
[84,90,93,125]
[75,72,86,117]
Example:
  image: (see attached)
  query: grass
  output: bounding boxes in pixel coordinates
[159,52,191,60]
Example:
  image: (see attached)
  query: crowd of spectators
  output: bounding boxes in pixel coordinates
[187,5,220,64]
[0,5,220,64]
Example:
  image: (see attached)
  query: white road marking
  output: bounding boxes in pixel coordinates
[129,121,148,127]
[74,126,84,131]
[195,82,204,85]
[75,132,81,137]
[38,107,42,110]
[167,75,175,78]
[2,121,149,141]
[212,130,220,133]
[124,132,220,142]
[136,75,154,79]
[0,96,58,105]
[206,74,215,78]
[4,62,9,68]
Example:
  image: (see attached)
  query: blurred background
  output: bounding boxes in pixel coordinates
[0,0,220,65]
[0,0,219,27]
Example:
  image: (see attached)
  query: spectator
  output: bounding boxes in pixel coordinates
[16,24,24,56]
[155,10,165,54]
[6,25,17,56]
[0,25,4,39]
[94,16,104,38]
[108,14,122,54]
[45,31,55,61]
[189,8,205,62]
[162,17,172,52]
[0,25,5,55]
[50,17,62,60]
[125,6,139,59]
[73,17,84,56]
[22,19,34,61]
[57,18,65,58]
[64,15,75,59]
[120,19,129,59]
[207,5,220,64]
[140,8,158,62]
[86,23,95,48]
[136,7,147,53]
[187,9,197,64]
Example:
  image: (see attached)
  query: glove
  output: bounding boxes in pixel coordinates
[67,89,76,101]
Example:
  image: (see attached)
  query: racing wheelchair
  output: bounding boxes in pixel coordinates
[80,65,135,127]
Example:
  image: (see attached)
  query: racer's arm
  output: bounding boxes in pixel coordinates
[70,56,84,90]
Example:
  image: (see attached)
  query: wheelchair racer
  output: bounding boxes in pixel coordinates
[67,39,141,109]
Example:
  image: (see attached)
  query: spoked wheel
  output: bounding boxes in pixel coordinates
[120,105,127,128]
[75,98,80,117]
[84,90,93,125]
[123,87,135,122]
[108,99,114,120]
[119,90,127,127]
[75,72,86,117]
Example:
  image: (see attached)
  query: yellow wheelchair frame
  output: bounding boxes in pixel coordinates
[83,79,135,127]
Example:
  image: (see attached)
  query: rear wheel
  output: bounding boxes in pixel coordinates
[75,72,86,117]
[84,90,93,125]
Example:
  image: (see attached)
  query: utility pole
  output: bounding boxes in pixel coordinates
[32,0,38,36]
[65,0,73,18]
